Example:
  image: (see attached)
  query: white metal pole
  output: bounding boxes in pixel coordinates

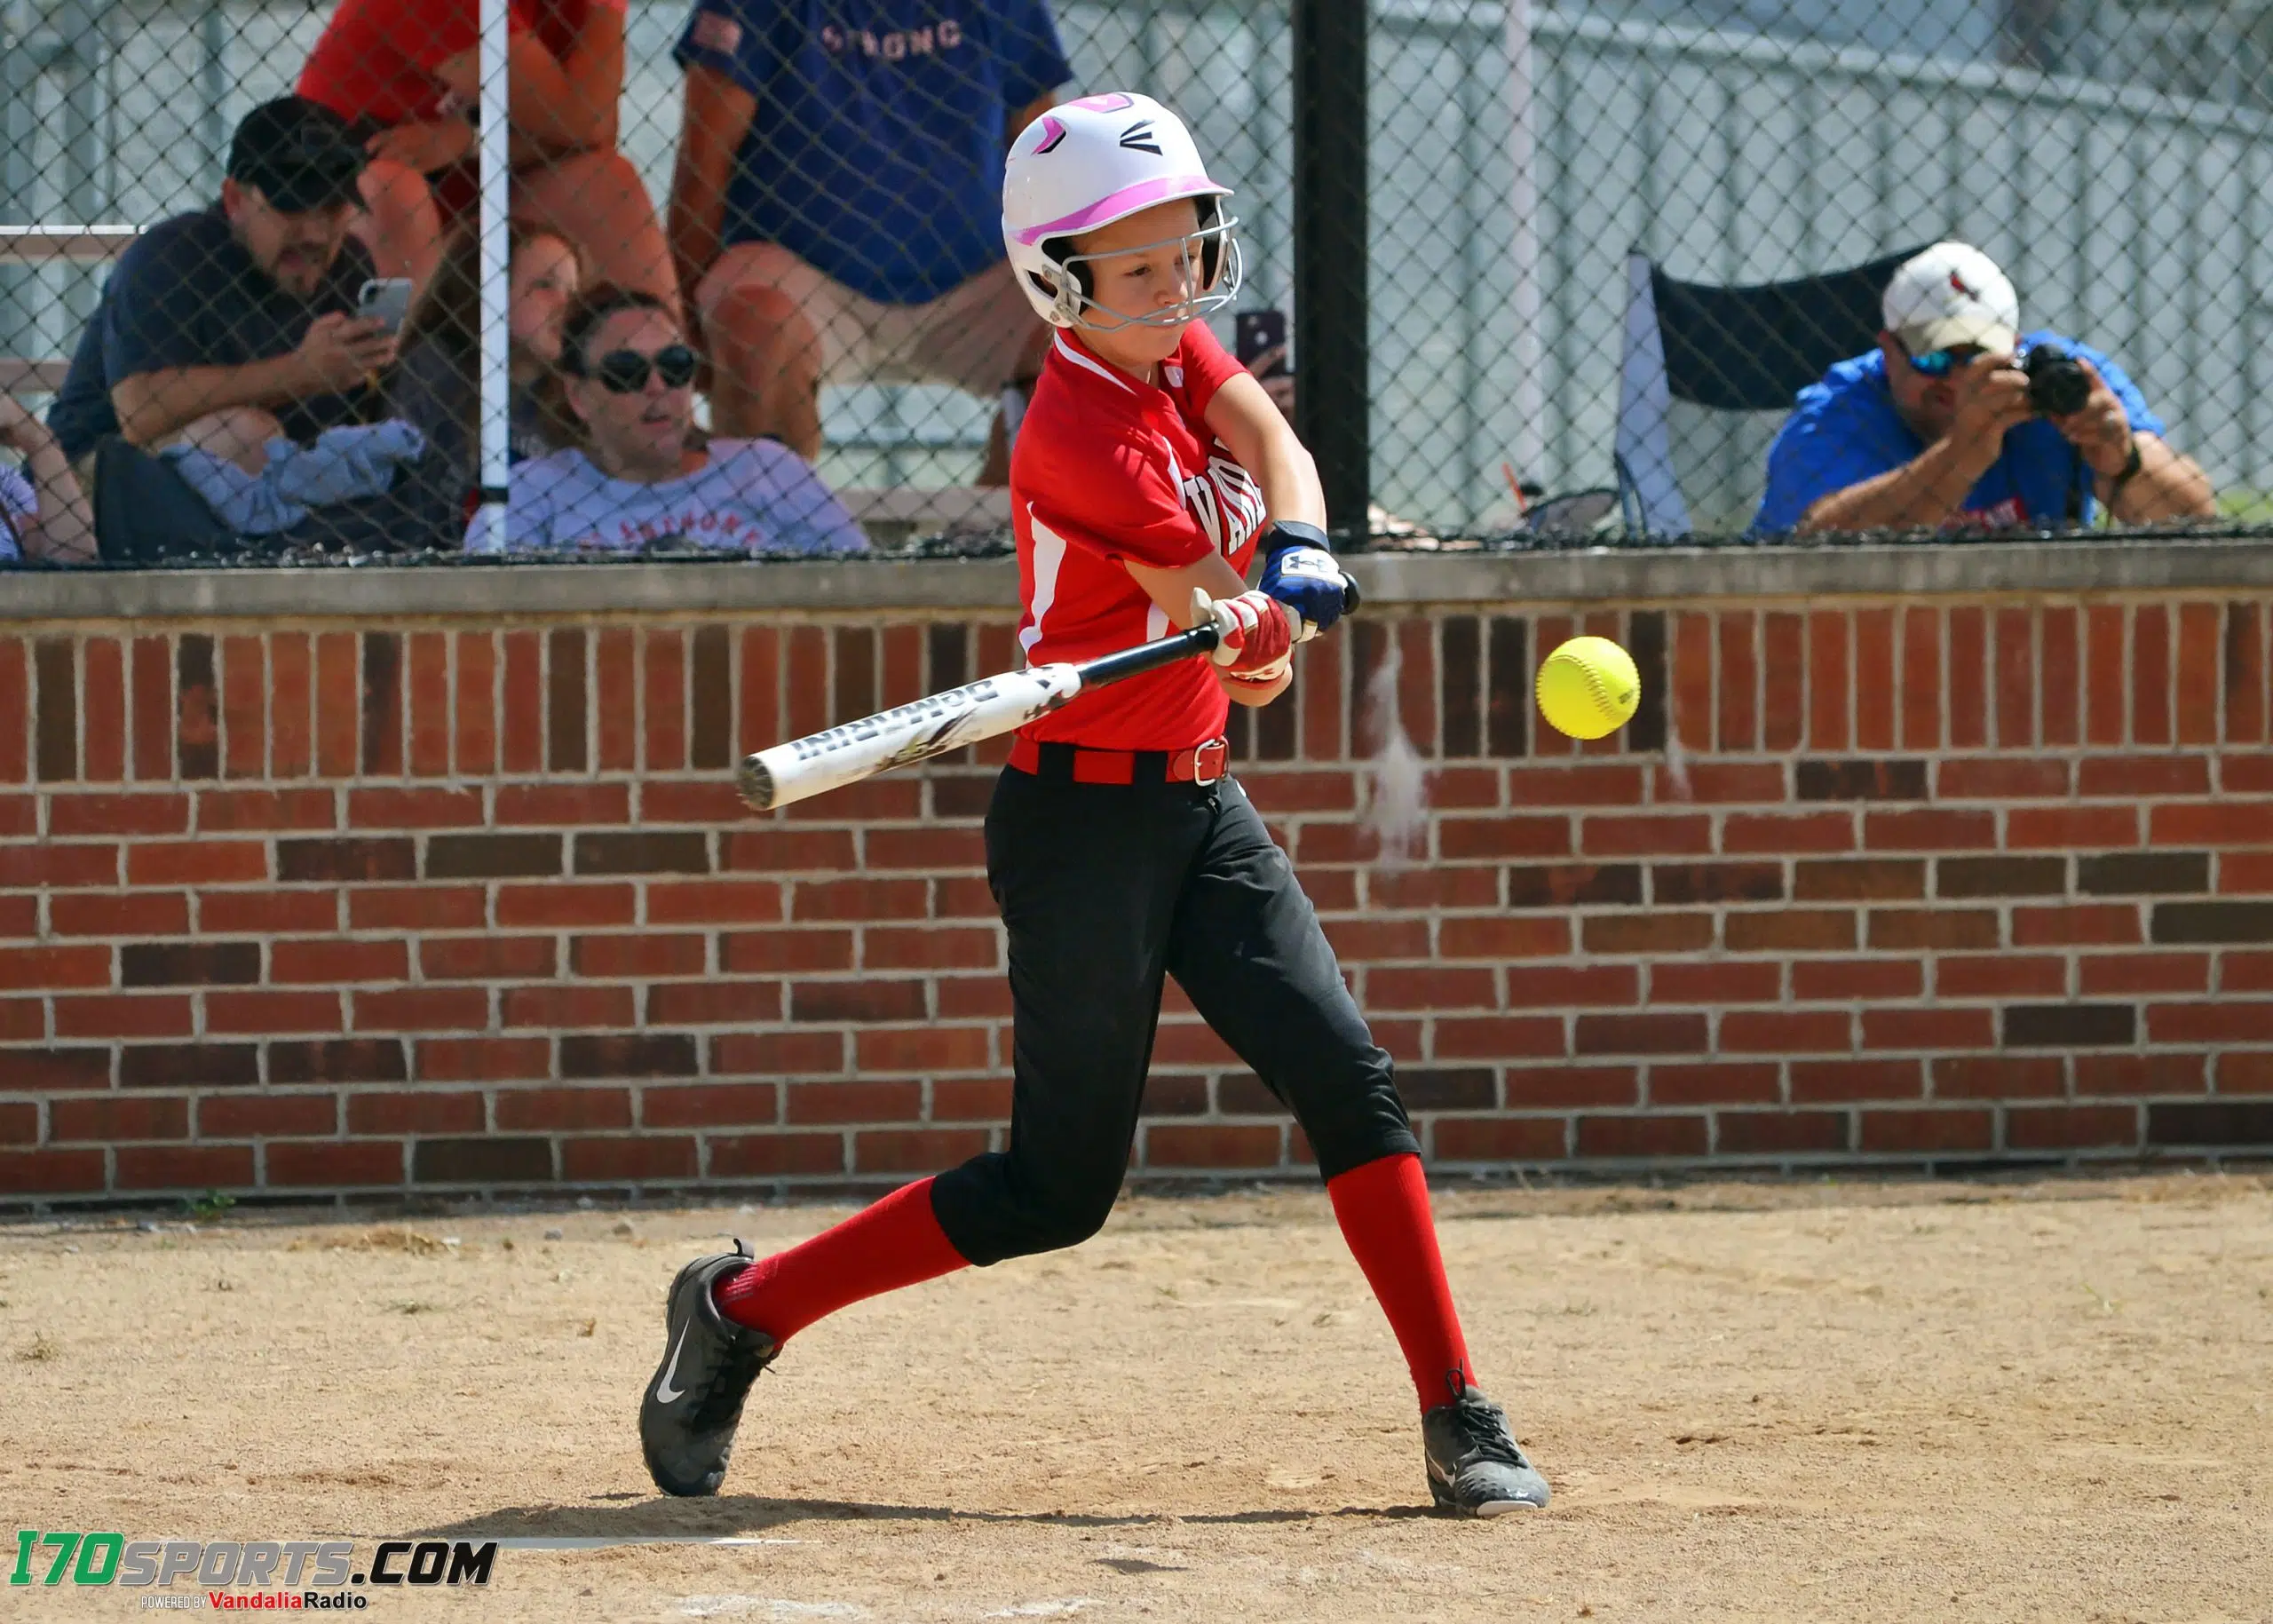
[1505,0,1546,494]
[467,0,512,551]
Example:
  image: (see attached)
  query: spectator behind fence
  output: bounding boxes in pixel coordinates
[390,223,581,511]
[1235,330,1434,543]
[669,0,1071,481]
[47,98,394,478]
[477,285,867,552]
[1,396,97,562]
[297,0,673,304]
[1752,242,2215,535]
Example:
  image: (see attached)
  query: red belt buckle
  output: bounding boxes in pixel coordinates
[1189,737,1227,786]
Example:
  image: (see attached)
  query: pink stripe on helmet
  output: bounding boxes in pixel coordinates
[1011,175,1227,245]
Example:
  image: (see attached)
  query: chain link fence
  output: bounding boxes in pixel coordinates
[2,0,2269,563]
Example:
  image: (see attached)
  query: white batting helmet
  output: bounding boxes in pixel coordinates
[1002,91,1242,330]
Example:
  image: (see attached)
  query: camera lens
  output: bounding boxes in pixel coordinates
[2024,344,2090,417]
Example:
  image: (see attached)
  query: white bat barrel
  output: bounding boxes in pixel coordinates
[738,663,1086,812]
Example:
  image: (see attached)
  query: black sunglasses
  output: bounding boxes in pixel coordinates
[575,344,698,394]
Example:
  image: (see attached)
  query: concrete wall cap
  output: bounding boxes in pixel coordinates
[1,539,2269,622]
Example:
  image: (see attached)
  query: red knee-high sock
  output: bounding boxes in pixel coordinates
[713,1176,969,1343]
[1327,1153,1475,1413]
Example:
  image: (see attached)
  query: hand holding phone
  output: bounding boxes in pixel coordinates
[1235,307,1295,420]
[355,277,415,337]
[296,313,399,393]
[1235,308,1288,376]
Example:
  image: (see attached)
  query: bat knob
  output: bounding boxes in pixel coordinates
[735,755,778,813]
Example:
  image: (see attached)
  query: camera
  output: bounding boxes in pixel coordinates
[2022,343,2090,417]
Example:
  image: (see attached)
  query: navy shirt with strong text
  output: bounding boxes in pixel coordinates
[675,0,1072,305]
[48,209,377,463]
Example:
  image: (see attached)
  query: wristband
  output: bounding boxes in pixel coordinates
[1261,519,1331,558]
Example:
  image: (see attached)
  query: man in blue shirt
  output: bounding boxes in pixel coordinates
[669,2,1072,480]
[1752,242,2214,535]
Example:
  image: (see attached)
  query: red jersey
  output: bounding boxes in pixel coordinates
[1009,325,1269,752]
[297,0,578,128]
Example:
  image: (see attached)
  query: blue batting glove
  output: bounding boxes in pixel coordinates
[1256,520,1358,635]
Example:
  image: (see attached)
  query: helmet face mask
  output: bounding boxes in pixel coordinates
[1002,91,1241,334]
[1034,210,1245,333]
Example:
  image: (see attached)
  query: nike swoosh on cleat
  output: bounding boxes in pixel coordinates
[654,1324,692,1404]
[1476,1497,1539,1515]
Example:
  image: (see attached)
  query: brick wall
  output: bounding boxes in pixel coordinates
[2,590,2269,1206]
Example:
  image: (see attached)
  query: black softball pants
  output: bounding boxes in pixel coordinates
[929,757,1420,1267]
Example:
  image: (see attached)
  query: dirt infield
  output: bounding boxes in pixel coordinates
[4,1172,2270,1621]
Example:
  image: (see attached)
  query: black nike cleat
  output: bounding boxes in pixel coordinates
[639,1240,779,1497]
[1422,1377,1551,1516]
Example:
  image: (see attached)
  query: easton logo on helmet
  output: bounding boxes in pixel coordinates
[1118,120,1162,154]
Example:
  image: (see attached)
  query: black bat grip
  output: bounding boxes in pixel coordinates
[1073,622,1222,689]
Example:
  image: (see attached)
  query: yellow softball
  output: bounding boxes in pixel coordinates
[1535,636,1642,741]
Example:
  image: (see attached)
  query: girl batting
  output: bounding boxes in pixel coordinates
[640,92,1549,1517]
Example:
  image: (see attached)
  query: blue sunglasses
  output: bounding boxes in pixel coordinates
[1902,342,1992,378]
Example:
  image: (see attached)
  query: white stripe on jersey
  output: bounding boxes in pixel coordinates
[1021,506,1071,661]
[1053,333,1134,392]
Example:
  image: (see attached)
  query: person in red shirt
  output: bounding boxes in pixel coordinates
[296,0,672,304]
[637,93,1551,1519]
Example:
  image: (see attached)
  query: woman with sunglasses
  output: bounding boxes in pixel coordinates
[478,285,864,553]
[638,94,1551,1521]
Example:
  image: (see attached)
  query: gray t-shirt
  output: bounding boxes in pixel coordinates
[472,439,867,554]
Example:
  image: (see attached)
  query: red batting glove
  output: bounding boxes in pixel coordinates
[1223,652,1291,686]
[1206,590,1294,675]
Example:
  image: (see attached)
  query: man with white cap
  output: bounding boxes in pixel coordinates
[1752,242,2213,534]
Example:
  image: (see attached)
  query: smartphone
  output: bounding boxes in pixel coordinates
[1235,308,1289,376]
[355,277,414,337]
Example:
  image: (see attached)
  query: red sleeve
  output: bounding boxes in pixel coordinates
[1176,322,1247,420]
[295,0,367,107]
[1020,422,1212,571]
[527,0,586,58]
[403,0,485,73]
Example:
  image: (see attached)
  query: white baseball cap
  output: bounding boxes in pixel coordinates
[1882,242,2020,354]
